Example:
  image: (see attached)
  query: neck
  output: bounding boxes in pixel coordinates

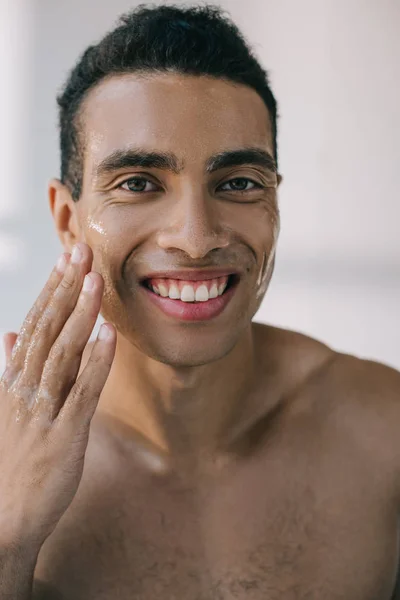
[96,323,260,474]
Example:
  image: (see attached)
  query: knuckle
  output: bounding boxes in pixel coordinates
[73,300,87,320]
[23,308,38,330]
[69,383,94,417]
[88,352,103,368]
[28,315,53,345]
[74,378,91,399]
[59,275,75,292]
[40,281,59,304]
[47,341,67,365]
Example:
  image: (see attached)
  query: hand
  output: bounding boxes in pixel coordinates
[0,243,116,551]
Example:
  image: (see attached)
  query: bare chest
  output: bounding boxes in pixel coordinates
[34,437,399,600]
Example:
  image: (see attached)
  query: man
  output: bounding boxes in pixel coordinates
[1,4,399,599]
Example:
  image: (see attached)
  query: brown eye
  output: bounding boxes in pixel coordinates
[120,177,158,193]
[220,178,262,192]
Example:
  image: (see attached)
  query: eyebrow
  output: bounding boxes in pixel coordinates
[206,148,276,174]
[94,146,277,179]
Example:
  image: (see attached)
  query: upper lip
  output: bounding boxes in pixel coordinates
[140,268,240,282]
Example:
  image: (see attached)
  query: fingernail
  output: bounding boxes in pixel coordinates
[82,273,95,292]
[98,324,111,341]
[56,254,67,273]
[71,245,82,264]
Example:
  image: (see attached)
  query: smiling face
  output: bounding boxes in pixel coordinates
[68,72,280,366]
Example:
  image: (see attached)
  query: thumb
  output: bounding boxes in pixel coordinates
[3,332,18,366]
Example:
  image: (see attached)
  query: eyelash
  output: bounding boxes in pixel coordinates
[118,176,265,194]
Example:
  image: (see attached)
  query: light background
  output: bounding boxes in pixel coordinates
[0,0,399,372]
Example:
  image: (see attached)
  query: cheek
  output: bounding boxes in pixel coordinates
[254,204,280,298]
[79,214,124,295]
[84,209,154,309]
[248,200,280,255]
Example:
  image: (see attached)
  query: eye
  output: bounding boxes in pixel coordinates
[218,178,264,192]
[119,177,159,193]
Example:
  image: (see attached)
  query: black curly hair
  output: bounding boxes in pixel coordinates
[56,3,278,201]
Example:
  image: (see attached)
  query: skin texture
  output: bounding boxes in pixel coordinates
[21,73,400,598]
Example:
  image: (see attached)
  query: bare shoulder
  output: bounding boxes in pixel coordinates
[313,345,400,428]
[254,321,400,400]
[322,349,400,399]
[252,321,338,389]
[315,347,400,500]
[254,322,400,475]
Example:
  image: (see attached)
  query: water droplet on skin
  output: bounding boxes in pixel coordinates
[88,217,106,235]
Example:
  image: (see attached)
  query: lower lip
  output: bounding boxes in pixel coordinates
[139,278,239,322]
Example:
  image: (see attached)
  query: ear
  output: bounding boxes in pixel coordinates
[48,178,81,252]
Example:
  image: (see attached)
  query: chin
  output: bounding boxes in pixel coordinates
[133,325,243,368]
[154,348,233,368]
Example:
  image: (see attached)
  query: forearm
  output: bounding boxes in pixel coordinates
[0,544,38,600]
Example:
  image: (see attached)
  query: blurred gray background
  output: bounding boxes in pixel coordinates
[1,0,399,371]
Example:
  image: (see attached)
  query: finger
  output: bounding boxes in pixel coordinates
[17,243,93,391]
[52,323,116,435]
[3,332,18,366]
[33,271,105,421]
[8,252,71,373]
[0,333,18,387]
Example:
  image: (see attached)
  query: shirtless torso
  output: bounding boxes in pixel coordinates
[32,323,400,599]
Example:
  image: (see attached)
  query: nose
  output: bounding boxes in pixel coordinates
[156,191,230,259]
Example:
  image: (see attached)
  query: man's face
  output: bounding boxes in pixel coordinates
[74,73,280,366]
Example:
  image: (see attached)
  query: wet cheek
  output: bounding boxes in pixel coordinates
[84,214,127,271]
[100,279,120,318]
[254,207,280,299]
[82,216,108,256]
[83,213,142,309]
[97,260,129,326]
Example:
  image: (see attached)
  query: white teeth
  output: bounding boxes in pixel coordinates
[158,283,169,297]
[180,285,196,302]
[209,283,219,299]
[168,283,180,299]
[218,281,228,295]
[149,277,231,301]
[195,284,209,302]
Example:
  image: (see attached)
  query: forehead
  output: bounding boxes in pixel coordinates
[81,73,273,170]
